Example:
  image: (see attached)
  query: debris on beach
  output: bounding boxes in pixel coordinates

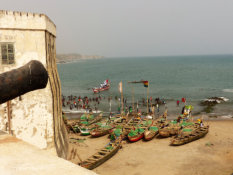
[205,142,214,147]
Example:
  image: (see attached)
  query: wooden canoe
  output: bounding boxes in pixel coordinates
[80,138,121,169]
[87,113,103,125]
[80,129,91,136]
[144,126,159,141]
[158,128,171,137]
[170,126,209,146]
[128,132,144,142]
[90,127,113,137]
[158,121,180,138]
[128,127,145,142]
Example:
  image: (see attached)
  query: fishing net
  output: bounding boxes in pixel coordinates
[111,129,122,140]
[180,122,194,127]
[128,128,145,137]
[80,121,89,125]
[105,146,113,150]
[150,126,158,132]
[114,129,122,137]
[95,123,102,126]
[142,120,152,126]
[182,128,193,132]
[138,128,145,133]
[81,114,87,120]
[128,129,138,137]
[110,134,115,140]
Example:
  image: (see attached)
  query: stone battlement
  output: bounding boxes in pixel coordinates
[0,10,56,36]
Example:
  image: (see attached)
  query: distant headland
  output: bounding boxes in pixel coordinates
[56,54,104,63]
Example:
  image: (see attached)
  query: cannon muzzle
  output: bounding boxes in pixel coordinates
[0,60,48,104]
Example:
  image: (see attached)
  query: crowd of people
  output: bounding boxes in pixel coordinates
[61,94,168,114]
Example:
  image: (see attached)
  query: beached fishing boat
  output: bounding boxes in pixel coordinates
[110,127,124,140]
[90,124,113,137]
[144,126,159,141]
[75,114,103,135]
[128,128,145,142]
[79,127,91,136]
[158,120,182,138]
[158,127,171,137]
[79,113,103,126]
[80,138,122,170]
[170,125,209,146]
[108,114,125,124]
[78,123,102,136]
[92,80,110,93]
[127,117,141,126]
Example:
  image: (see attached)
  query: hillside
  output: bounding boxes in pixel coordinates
[56,54,104,63]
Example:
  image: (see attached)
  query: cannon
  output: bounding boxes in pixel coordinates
[0,60,48,104]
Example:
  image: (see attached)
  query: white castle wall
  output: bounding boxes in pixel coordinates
[0,11,56,149]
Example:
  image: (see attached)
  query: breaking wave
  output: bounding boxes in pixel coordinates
[223,89,233,93]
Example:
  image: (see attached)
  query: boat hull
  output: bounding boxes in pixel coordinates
[128,133,144,142]
[91,129,110,137]
[81,131,90,136]
[80,139,122,170]
[144,130,158,141]
[93,85,110,93]
[158,129,170,137]
[171,126,209,146]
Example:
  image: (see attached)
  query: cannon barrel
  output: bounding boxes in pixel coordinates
[0,60,48,104]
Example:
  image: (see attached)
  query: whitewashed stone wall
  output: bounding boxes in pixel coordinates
[0,11,58,150]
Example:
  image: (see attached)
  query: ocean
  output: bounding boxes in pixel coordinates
[57,55,233,118]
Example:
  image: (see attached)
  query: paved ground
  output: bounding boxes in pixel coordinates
[0,132,97,175]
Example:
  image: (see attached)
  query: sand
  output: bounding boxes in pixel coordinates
[68,120,233,175]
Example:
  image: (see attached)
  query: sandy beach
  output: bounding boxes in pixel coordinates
[68,120,233,175]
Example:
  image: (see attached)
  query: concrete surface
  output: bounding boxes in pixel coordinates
[0,133,97,175]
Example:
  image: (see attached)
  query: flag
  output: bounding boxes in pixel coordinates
[143,81,149,88]
[104,79,109,85]
[182,97,186,103]
[118,81,122,93]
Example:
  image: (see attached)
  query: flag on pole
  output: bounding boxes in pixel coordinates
[143,81,149,87]
[118,81,122,93]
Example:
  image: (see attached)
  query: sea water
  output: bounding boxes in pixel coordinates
[57,55,233,118]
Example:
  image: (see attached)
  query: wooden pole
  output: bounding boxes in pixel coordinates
[150,97,152,114]
[147,86,149,114]
[7,101,11,135]
[121,81,124,114]
[132,86,134,112]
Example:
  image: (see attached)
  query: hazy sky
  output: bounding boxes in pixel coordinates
[1,0,233,57]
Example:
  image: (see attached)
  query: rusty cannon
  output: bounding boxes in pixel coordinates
[0,60,48,104]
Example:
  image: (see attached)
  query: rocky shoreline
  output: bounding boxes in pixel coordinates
[56,54,104,64]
